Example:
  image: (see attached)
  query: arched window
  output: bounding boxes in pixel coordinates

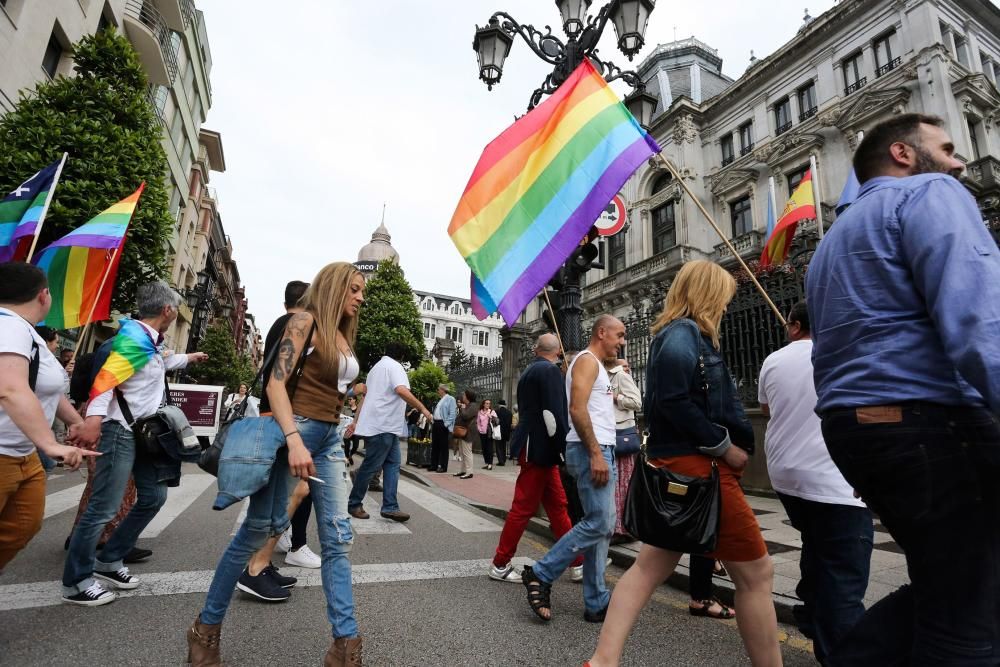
[650,171,673,196]
[450,302,463,315]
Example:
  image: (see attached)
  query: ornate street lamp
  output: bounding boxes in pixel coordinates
[471,1,657,348]
[624,88,658,128]
[472,0,656,111]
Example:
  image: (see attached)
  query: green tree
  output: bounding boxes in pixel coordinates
[448,344,470,371]
[186,322,254,393]
[356,259,424,370]
[0,29,172,312]
[407,361,453,405]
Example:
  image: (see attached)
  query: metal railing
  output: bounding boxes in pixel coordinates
[775,120,793,135]
[740,143,755,157]
[798,106,817,122]
[448,356,503,405]
[721,154,735,166]
[124,0,179,84]
[875,57,901,78]
[844,77,867,95]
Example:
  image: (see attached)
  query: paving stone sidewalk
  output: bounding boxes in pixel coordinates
[393,441,909,618]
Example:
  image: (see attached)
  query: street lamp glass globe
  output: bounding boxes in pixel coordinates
[611,0,655,60]
[555,0,591,39]
[625,89,658,128]
[473,18,514,90]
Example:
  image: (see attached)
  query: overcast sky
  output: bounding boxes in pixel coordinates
[201,0,853,329]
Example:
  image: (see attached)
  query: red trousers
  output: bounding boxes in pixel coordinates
[493,452,583,568]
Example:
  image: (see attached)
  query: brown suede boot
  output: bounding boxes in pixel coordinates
[324,636,363,667]
[186,616,222,666]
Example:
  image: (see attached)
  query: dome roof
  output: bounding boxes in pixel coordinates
[357,222,398,263]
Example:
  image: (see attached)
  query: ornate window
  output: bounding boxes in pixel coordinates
[730,196,753,237]
[652,202,676,255]
[608,232,626,274]
[650,171,673,196]
[721,135,735,166]
[774,99,792,135]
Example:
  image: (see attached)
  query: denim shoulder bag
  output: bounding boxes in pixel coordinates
[623,326,722,553]
[198,323,314,476]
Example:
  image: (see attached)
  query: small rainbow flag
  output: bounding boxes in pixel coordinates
[449,58,660,324]
[760,171,816,267]
[35,183,144,329]
[89,318,158,400]
[0,155,66,262]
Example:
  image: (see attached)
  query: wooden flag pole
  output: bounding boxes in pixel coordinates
[25,152,68,263]
[655,153,787,326]
[541,287,568,371]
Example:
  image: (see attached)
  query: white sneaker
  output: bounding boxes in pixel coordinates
[570,558,613,583]
[284,544,321,568]
[488,563,522,583]
[275,530,291,554]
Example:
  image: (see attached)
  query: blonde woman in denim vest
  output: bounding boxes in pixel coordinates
[188,262,366,667]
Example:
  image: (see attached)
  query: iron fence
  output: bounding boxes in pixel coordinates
[448,357,503,405]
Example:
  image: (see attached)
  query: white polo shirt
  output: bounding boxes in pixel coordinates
[759,339,863,506]
[354,356,410,438]
[0,308,67,457]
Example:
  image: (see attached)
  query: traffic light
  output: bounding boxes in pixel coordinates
[569,226,602,273]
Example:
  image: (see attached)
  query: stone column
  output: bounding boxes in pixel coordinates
[500,323,529,408]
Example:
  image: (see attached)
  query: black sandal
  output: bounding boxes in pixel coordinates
[713,561,728,578]
[521,565,553,622]
[689,597,735,620]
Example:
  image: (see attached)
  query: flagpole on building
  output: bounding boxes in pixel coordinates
[25,152,68,262]
[656,153,787,326]
[810,154,824,240]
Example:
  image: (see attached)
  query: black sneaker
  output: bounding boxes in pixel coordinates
[62,581,117,606]
[237,567,291,601]
[261,563,297,589]
[94,565,140,590]
[123,547,153,563]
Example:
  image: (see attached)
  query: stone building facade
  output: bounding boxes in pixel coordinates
[515,0,1000,335]
[413,290,505,366]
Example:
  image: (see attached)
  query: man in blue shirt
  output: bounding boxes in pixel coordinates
[427,383,456,473]
[807,113,1000,665]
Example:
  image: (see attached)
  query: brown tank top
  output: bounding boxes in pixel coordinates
[290,330,346,423]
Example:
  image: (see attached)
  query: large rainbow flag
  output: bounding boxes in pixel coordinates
[449,58,660,324]
[0,155,66,262]
[89,318,158,400]
[760,170,816,267]
[35,184,144,329]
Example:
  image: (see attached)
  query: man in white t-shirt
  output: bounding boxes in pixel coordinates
[0,262,97,571]
[759,301,874,664]
[347,342,431,523]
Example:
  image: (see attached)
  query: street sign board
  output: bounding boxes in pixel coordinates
[168,383,224,436]
[595,195,627,236]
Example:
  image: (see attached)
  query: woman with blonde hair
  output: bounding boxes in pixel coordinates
[188,262,367,667]
[586,260,781,667]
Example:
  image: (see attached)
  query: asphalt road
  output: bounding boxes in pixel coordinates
[0,464,815,666]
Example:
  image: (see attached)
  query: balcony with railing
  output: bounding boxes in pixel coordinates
[721,154,735,167]
[583,246,691,302]
[775,121,793,136]
[713,230,765,262]
[740,143,755,157]
[844,77,867,95]
[123,0,179,86]
[798,106,817,122]
[876,57,902,78]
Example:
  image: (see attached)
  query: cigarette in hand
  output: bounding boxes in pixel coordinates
[308,475,325,484]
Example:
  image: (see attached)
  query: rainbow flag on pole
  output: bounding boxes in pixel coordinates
[449,58,660,325]
[0,155,67,262]
[760,171,816,267]
[34,184,144,329]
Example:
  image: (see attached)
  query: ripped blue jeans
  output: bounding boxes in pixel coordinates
[201,416,357,638]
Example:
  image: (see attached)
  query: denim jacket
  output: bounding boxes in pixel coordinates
[644,318,754,459]
[213,416,285,510]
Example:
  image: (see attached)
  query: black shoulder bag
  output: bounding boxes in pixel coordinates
[198,323,314,476]
[622,342,722,554]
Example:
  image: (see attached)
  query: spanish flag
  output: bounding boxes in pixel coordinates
[760,170,816,266]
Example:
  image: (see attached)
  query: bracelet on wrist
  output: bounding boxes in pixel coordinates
[284,430,300,440]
